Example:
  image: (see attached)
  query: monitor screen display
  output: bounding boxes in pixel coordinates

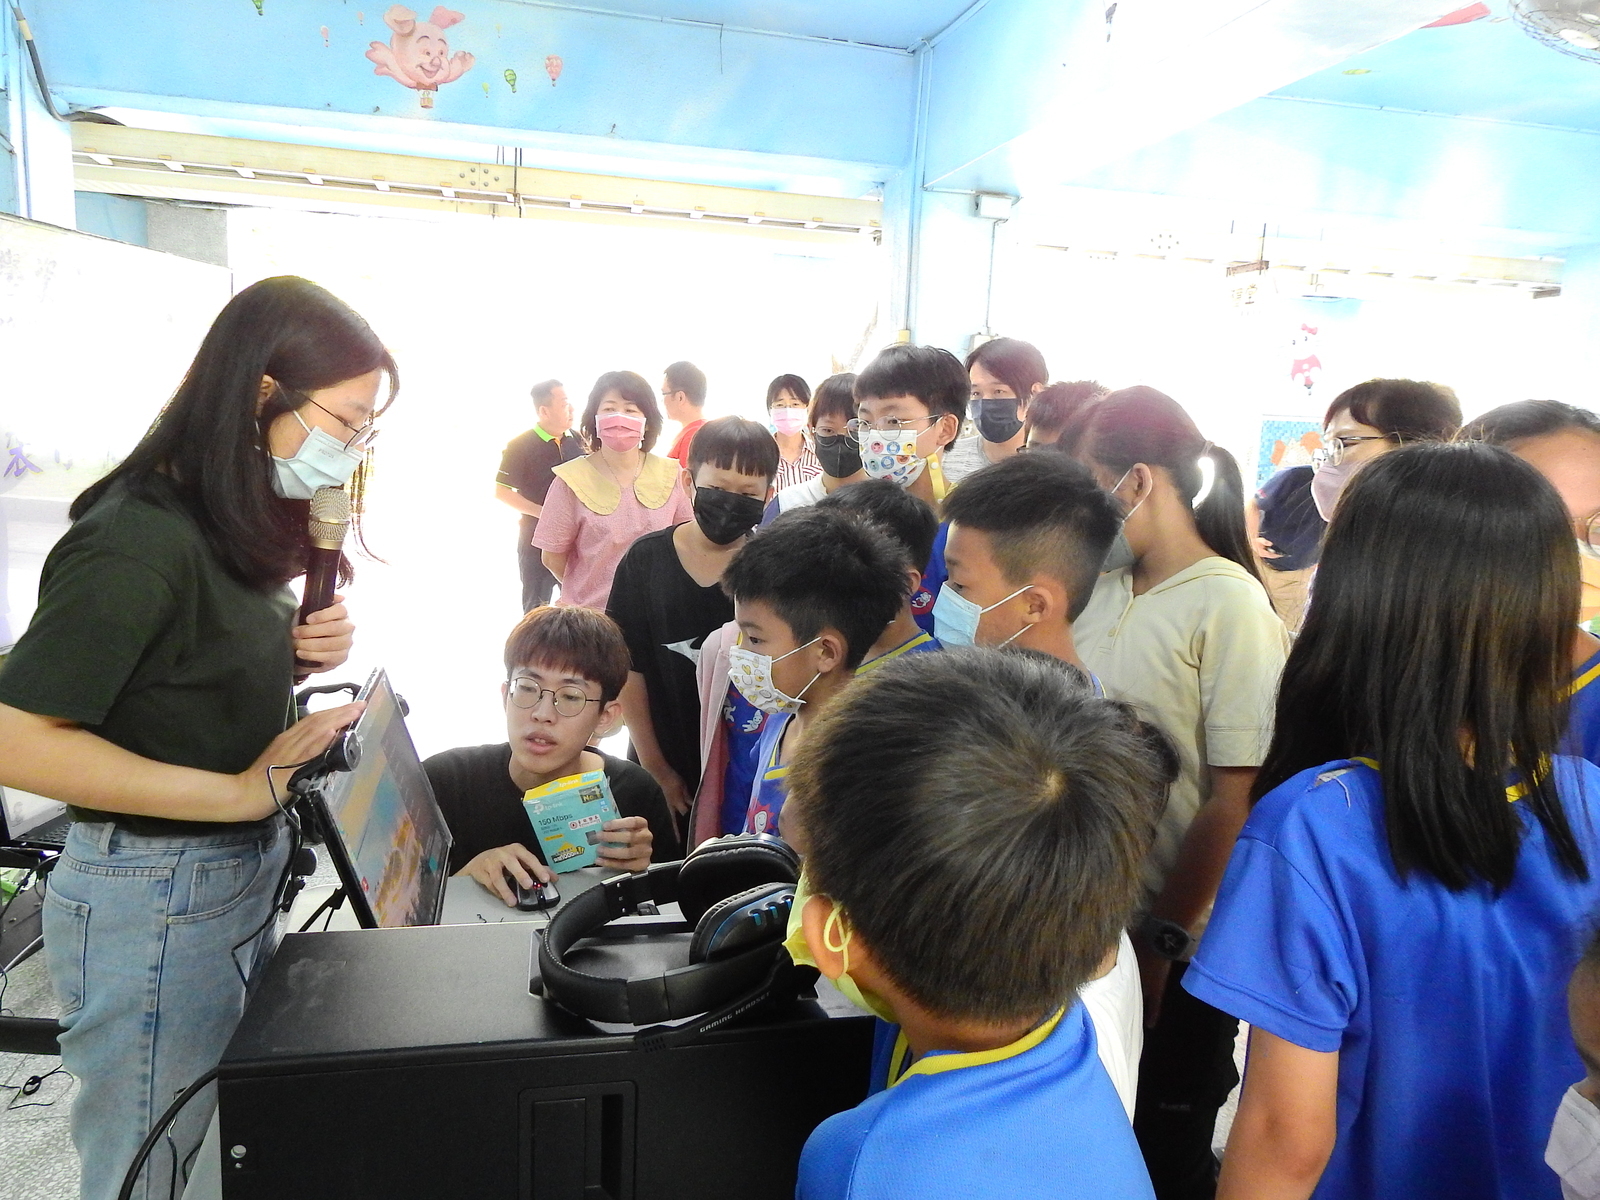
[316,670,453,928]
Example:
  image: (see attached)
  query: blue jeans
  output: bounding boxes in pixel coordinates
[43,818,288,1200]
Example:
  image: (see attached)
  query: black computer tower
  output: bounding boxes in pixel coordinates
[217,921,873,1199]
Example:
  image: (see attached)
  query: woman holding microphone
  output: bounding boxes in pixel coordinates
[0,276,392,1200]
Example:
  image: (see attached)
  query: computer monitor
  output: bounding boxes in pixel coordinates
[0,785,69,850]
[299,669,453,929]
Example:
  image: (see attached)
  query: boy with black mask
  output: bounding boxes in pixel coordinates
[606,417,778,822]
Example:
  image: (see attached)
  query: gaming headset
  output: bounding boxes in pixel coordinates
[538,833,808,1046]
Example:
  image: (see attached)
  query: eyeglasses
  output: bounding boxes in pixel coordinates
[306,397,380,452]
[845,415,937,442]
[1315,433,1396,468]
[1583,513,1600,559]
[507,678,601,717]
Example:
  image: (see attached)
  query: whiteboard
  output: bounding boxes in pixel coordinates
[0,213,232,646]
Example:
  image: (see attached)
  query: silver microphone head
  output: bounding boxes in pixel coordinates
[308,486,351,551]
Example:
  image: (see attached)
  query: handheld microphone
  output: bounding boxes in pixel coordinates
[295,486,350,675]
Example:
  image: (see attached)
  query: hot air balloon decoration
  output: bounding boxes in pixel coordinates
[545,55,563,86]
[504,67,517,93]
[250,0,263,13]
[320,25,330,46]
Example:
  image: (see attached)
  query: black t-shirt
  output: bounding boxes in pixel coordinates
[605,525,734,794]
[422,743,679,873]
[1256,466,1326,572]
[497,427,583,530]
[0,476,295,833]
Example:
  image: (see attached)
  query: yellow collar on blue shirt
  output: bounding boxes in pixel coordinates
[1350,756,1534,804]
[887,1006,1066,1088]
[1574,661,1600,696]
[856,632,933,675]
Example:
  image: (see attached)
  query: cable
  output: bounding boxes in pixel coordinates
[114,1067,219,1200]
[9,5,69,122]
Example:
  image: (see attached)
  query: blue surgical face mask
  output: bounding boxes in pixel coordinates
[1101,467,1147,573]
[933,583,1030,648]
[271,412,366,500]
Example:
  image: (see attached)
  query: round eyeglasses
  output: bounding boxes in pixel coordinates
[305,396,380,452]
[845,415,937,443]
[1584,513,1600,559]
[508,678,601,717]
[1316,433,1395,468]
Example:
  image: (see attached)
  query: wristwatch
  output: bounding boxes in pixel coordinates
[1139,915,1197,962]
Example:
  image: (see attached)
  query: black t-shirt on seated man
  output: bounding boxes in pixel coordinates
[423,744,679,874]
[605,525,735,796]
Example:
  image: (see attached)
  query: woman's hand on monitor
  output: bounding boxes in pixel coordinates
[240,701,366,821]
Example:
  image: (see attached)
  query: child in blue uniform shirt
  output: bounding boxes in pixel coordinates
[814,480,943,672]
[720,506,908,837]
[781,648,1174,1200]
[1188,443,1600,1200]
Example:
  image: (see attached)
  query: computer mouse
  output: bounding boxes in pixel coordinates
[514,876,561,912]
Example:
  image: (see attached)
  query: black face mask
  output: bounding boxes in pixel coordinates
[693,486,765,546]
[813,431,862,480]
[973,398,1024,444]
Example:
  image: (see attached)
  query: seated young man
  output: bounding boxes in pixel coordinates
[719,506,906,837]
[784,649,1170,1199]
[607,416,777,820]
[938,452,1121,672]
[814,480,942,670]
[423,606,678,907]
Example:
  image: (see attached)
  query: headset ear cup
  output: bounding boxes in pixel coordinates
[688,883,794,965]
[676,835,800,926]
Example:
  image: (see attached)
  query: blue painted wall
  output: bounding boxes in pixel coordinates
[920,0,1096,187]
[74,191,147,245]
[1069,93,1600,253]
[26,0,914,171]
[1,5,20,216]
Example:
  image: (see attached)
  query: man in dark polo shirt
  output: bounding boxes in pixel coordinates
[496,379,583,611]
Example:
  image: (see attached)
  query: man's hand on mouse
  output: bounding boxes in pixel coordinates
[458,843,555,907]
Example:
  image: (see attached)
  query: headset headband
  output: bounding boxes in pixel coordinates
[539,837,801,1028]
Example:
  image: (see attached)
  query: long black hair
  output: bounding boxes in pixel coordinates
[72,276,396,590]
[1257,441,1585,891]
[1064,385,1260,583]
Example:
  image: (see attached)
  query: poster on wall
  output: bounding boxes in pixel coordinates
[1255,417,1323,491]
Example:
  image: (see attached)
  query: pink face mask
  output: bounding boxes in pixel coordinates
[596,412,646,452]
[770,408,806,437]
[1311,458,1362,522]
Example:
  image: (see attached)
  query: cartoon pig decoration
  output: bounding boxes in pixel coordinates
[367,6,474,108]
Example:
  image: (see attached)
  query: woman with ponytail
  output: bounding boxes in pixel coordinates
[1065,385,1288,1200]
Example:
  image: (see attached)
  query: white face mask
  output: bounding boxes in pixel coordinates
[859,426,931,489]
[271,412,365,500]
[728,637,821,716]
[1548,1085,1600,1200]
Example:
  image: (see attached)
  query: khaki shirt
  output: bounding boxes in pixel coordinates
[1074,557,1289,917]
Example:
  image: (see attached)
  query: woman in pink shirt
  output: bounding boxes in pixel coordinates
[535,371,692,609]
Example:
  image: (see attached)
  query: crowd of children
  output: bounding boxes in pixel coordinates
[467,341,1600,1200]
